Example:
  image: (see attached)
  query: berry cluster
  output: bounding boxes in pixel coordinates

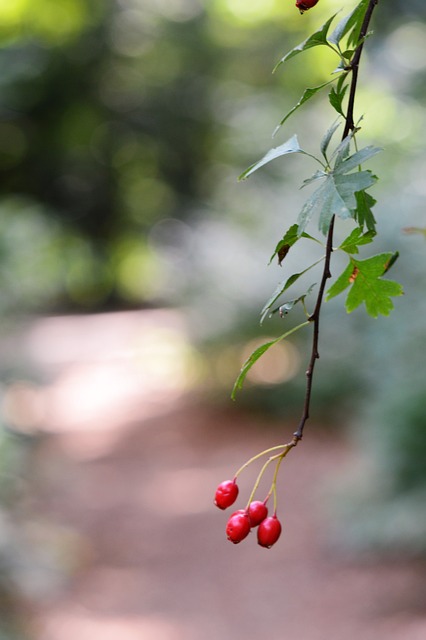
[214,441,296,549]
[215,479,282,547]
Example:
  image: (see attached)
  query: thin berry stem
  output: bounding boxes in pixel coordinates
[234,444,288,478]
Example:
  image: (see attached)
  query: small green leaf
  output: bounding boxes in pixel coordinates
[347,0,369,48]
[277,80,337,129]
[269,225,322,265]
[334,145,382,175]
[339,227,376,254]
[331,133,353,164]
[301,170,328,188]
[328,0,368,46]
[274,13,338,70]
[326,253,403,318]
[383,251,399,273]
[239,134,302,180]
[320,120,341,160]
[269,224,299,266]
[260,257,324,323]
[355,190,377,231]
[276,283,316,317]
[231,321,310,399]
[328,84,348,117]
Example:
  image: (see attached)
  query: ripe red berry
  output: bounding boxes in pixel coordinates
[214,479,239,510]
[257,515,282,548]
[248,500,268,527]
[295,0,319,14]
[226,510,251,544]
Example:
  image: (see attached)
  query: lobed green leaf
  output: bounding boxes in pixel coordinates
[326,252,403,318]
[328,84,348,117]
[355,190,377,231]
[297,170,376,235]
[339,227,376,254]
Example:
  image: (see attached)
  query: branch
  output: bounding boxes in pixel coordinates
[293,0,379,442]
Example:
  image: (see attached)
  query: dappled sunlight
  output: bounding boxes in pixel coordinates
[1,310,200,443]
[242,336,301,386]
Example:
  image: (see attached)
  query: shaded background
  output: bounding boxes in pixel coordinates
[0,0,426,638]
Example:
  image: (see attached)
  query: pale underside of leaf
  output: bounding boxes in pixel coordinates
[239,134,302,181]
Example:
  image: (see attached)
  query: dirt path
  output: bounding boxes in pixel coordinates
[2,310,424,640]
[29,401,426,640]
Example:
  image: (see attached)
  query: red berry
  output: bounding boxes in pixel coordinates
[257,515,282,548]
[214,479,239,510]
[226,510,250,544]
[295,0,319,14]
[248,501,268,527]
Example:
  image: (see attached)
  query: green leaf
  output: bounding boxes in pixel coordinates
[274,13,338,70]
[325,260,354,300]
[328,84,348,117]
[328,0,368,47]
[331,133,352,164]
[301,170,327,188]
[268,224,320,266]
[276,283,316,317]
[277,80,337,129]
[269,224,322,265]
[239,134,302,180]
[339,227,376,254]
[269,224,299,265]
[347,0,369,48]
[320,120,341,160]
[326,253,403,318]
[231,321,310,399]
[260,257,324,323]
[297,170,377,235]
[334,171,377,208]
[334,145,382,175]
[355,190,376,231]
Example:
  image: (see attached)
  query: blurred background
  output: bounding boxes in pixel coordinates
[0,0,426,638]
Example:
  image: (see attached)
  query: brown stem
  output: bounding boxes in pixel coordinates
[293,0,379,442]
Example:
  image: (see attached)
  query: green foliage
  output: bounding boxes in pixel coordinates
[297,148,379,235]
[260,260,322,323]
[268,224,319,266]
[273,13,339,69]
[232,0,403,396]
[326,253,403,317]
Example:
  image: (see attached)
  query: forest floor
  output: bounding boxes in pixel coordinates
[4,310,425,640]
